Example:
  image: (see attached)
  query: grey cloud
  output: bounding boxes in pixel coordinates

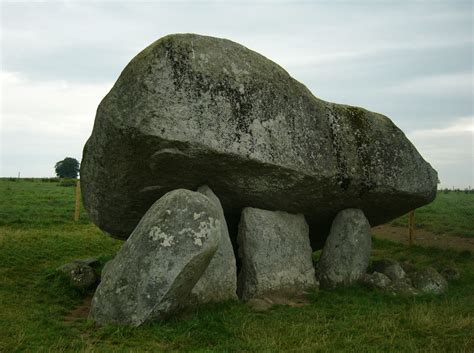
[1,0,472,186]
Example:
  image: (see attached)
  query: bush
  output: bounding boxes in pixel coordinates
[58,179,77,187]
[49,178,60,183]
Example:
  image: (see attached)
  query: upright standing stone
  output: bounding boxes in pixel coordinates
[89,189,221,326]
[237,207,317,300]
[317,208,371,288]
[190,185,237,303]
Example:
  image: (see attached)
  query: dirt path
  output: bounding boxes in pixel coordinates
[372,225,474,252]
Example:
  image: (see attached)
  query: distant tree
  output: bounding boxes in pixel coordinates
[55,157,80,178]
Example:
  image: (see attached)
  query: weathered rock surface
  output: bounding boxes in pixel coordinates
[57,262,97,289]
[411,267,448,295]
[237,207,317,300]
[317,209,371,288]
[360,272,392,290]
[361,264,451,296]
[190,185,237,303]
[89,189,221,326]
[372,259,406,281]
[361,271,421,295]
[387,278,420,296]
[81,33,438,246]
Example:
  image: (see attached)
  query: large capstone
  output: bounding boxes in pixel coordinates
[190,185,238,303]
[81,33,438,247]
[317,208,372,288]
[89,189,221,326]
[237,207,317,300]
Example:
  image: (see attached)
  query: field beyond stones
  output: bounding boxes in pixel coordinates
[0,179,473,352]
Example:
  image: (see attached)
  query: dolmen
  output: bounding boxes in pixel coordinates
[81,33,437,326]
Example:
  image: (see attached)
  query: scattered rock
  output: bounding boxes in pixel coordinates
[57,262,97,290]
[237,207,317,300]
[410,267,448,295]
[362,264,451,296]
[361,270,421,296]
[81,33,438,247]
[361,259,453,296]
[317,209,371,288]
[360,272,392,290]
[190,185,238,303]
[372,259,406,281]
[400,260,417,274]
[387,278,420,296]
[89,189,221,326]
[440,266,460,281]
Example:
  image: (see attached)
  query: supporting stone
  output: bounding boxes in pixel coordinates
[317,208,371,288]
[237,207,317,300]
[89,189,221,326]
[190,185,238,303]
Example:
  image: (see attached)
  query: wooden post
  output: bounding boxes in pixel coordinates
[408,210,415,246]
[74,180,81,222]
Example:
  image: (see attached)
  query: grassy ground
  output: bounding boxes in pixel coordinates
[390,192,474,237]
[0,178,90,227]
[1,179,473,352]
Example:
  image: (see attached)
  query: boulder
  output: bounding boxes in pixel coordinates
[410,267,448,295]
[360,272,392,290]
[237,207,317,300]
[57,262,97,290]
[372,259,406,281]
[81,33,438,247]
[361,272,421,296]
[387,278,420,296]
[89,189,221,326]
[190,185,237,303]
[317,209,371,288]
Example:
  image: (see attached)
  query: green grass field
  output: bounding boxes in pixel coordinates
[390,192,474,237]
[0,179,473,352]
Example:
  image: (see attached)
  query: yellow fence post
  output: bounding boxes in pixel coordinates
[408,210,415,246]
[74,180,81,222]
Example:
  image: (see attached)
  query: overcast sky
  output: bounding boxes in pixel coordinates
[1,0,473,188]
